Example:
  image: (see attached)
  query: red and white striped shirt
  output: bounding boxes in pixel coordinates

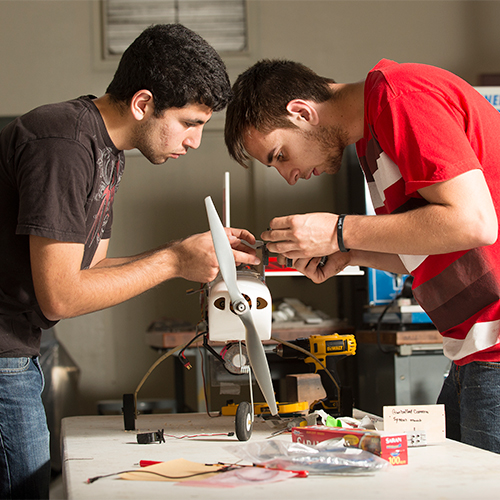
[356,59,500,364]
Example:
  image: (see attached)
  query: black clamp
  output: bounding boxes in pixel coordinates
[137,429,165,444]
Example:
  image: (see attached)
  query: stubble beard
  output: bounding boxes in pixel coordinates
[132,119,168,165]
[304,124,350,175]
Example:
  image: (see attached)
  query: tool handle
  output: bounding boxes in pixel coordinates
[139,460,162,467]
[318,360,341,399]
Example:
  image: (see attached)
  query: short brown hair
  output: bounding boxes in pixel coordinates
[224,59,335,166]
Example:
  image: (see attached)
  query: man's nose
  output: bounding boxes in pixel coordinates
[184,128,203,150]
[276,166,299,186]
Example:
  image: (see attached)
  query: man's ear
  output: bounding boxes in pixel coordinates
[286,99,320,126]
[130,90,154,121]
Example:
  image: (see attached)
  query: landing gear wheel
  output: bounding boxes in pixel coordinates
[235,401,253,441]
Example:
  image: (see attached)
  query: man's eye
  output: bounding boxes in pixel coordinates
[276,152,284,161]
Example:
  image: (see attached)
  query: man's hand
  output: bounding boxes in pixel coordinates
[261,213,338,259]
[170,228,259,283]
[226,227,260,265]
[288,252,352,284]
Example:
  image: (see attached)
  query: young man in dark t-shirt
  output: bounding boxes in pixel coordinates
[0,24,259,499]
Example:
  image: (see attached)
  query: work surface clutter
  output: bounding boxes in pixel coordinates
[61,410,500,499]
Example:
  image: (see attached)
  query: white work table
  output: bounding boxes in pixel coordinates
[61,412,500,499]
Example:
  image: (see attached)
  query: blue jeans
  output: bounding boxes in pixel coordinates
[437,360,500,454]
[0,357,50,499]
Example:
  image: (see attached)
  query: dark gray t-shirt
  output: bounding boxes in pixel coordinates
[0,96,125,356]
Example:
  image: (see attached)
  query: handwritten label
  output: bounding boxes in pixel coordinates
[383,404,445,443]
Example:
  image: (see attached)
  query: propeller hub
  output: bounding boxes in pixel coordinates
[233,300,248,315]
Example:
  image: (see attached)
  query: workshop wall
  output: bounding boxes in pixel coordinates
[1,1,499,414]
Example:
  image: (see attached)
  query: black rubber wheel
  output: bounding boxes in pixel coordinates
[235,401,253,441]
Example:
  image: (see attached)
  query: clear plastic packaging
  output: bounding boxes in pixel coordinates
[225,439,389,475]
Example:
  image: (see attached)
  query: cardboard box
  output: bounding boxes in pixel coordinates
[291,426,408,466]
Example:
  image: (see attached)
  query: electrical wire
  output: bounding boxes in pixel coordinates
[86,464,234,484]
[133,324,206,415]
[375,275,414,354]
[178,324,207,356]
[163,432,234,439]
[197,343,222,418]
[375,298,398,354]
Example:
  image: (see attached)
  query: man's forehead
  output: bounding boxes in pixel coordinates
[164,102,212,120]
[243,126,274,163]
[244,126,277,146]
[245,125,262,139]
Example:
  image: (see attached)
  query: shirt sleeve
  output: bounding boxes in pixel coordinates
[15,137,93,243]
[372,90,482,196]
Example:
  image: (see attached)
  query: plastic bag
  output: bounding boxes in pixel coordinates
[224,439,389,475]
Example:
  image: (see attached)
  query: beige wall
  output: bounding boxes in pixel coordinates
[1,0,499,413]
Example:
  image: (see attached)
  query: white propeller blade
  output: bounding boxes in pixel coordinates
[205,196,278,416]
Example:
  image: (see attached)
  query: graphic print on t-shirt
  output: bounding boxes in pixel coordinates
[86,146,123,248]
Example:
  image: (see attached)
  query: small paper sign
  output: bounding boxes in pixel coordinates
[383,404,446,443]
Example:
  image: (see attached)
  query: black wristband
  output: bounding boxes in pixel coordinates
[337,214,350,253]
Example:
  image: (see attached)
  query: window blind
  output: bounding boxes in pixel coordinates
[103,0,247,56]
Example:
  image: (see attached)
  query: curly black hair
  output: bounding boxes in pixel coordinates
[106,24,232,115]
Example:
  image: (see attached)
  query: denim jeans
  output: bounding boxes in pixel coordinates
[0,357,51,499]
[437,360,500,454]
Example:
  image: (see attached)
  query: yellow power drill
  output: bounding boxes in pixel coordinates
[276,333,357,417]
